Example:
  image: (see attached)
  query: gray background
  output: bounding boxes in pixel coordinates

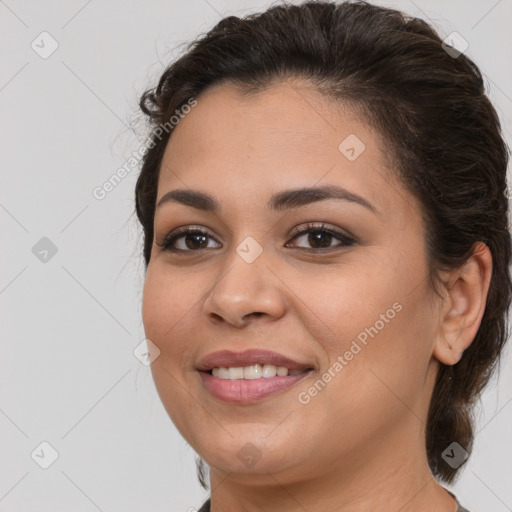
[1,1,511,511]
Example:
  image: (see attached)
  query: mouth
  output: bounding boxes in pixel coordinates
[198,368,314,403]
[209,363,309,378]
[196,349,315,403]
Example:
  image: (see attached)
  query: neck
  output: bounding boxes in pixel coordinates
[207,417,457,512]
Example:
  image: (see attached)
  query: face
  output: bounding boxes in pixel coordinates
[142,79,442,484]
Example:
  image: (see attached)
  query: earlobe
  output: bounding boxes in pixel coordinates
[432,242,493,366]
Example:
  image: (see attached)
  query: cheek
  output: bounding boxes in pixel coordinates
[312,285,434,434]
[141,266,202,364]
[289,260,401,347]
[141,267,205,434]
[298,255,433,400]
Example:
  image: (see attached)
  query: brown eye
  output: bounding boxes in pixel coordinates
[305,230,333,249]
[157,228,221,252]
[157,223,355,254]
[287,223,355,251]
[182,233,209,250]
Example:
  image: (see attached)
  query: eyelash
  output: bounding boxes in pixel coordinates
[156,222,356,254]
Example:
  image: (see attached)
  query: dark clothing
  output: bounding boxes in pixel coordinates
[197,496,471,511]
[198,498,210,512]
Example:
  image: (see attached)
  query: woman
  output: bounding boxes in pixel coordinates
[134,1,511,511]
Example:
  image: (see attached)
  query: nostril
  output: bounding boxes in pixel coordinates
[247,312,264,319]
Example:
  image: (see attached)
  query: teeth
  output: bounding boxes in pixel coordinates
[262,364,277,378]
[214,367,229,379]
[244,364,262,379]
[227,367,244,380]
[276,366,288,377]
[211,364,306,380]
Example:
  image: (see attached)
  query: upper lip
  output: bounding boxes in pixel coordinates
[196,349,314,372]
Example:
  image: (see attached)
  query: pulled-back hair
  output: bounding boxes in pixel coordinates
[135,0,511,485]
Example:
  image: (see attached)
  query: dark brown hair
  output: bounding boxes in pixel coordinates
[135,0,511,485]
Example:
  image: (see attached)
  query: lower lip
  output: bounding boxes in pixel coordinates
[199,370,312,403]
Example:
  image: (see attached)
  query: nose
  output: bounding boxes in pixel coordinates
[202,247,286,328]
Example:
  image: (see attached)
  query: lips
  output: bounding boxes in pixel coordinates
[199,370,312,403]
[196,348,315,403]
[196,348,314,372]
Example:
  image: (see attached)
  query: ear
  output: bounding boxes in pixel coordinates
[433,242,493,366]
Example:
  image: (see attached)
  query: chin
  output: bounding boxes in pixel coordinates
[195,433,305,478]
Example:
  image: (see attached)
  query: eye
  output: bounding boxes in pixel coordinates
[286,222,355,251]
[156,222,355,254]
[156,226,221,253]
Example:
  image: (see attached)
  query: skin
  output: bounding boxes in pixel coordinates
[142,78,492,512]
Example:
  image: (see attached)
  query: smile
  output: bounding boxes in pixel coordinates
[211,364,306,379]
[199,368,313,403]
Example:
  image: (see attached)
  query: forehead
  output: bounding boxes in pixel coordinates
[162,79,366,167]
[156,79,406,220]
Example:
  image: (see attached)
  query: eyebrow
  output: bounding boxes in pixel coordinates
[156,184,376,214]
